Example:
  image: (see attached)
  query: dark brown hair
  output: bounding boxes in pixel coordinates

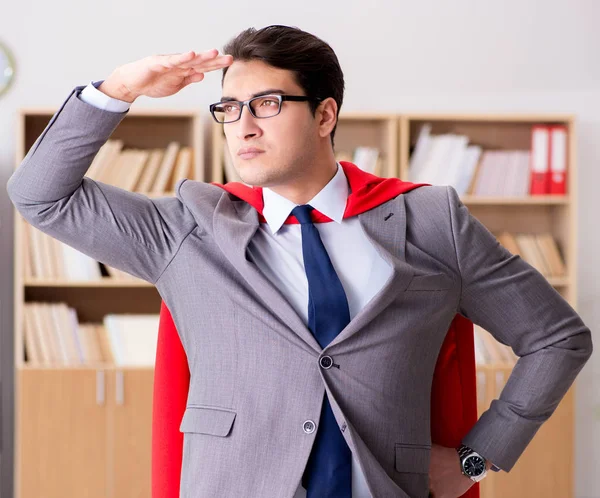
[222,25,345,147]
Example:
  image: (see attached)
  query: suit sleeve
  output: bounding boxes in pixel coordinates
[6,84,196,284]
[152,301,189,497]
[445,185,593,472]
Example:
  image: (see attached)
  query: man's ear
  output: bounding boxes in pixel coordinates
[317,97,338,139]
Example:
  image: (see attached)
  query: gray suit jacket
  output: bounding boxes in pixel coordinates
[7,84,593,498]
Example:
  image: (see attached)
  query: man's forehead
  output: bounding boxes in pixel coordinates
[221,60,300,100]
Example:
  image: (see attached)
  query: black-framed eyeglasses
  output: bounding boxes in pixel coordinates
[209,94,322,124]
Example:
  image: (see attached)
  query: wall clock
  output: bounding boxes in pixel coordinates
[0,40,16,99]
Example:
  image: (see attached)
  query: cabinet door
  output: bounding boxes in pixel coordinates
[17,368,109,498]
[107,369,154,498]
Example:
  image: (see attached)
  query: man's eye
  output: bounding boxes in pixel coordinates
[261,99,278,107]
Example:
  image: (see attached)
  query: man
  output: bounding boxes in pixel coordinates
[7,25,593,498]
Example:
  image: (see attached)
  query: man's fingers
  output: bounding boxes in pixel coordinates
[174,59,231,78]
[162,51,196,67]
[150,49,232,76]
[194,60,233,72]
[160,49,218,68]
[182,72,205,87]
[177,50,228,68]
[175,60,233,77]
[179,54,233,70]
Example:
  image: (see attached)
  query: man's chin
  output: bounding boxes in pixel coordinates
[237,168,278,188]
[235,173,261,187]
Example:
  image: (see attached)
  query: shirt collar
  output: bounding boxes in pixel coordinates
[262,162,349,234]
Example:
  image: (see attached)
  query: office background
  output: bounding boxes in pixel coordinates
[0,0,598,496]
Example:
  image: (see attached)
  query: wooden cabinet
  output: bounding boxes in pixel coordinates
[16,368,109,498]
[107,369,154,498]
[15,367,154,498]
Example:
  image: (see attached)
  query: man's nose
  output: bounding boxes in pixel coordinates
[236,104,262,140]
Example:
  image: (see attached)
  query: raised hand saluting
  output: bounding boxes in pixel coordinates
[98,49,233,103]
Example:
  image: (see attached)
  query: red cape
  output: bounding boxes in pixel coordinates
[152,161,479,498]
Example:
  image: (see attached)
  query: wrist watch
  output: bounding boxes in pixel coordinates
[456,444,488,482]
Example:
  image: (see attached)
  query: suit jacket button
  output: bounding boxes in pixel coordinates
[303,420,316,434]
[319,355,333,369]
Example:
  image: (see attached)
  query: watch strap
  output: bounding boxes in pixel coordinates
[457,444,501,472]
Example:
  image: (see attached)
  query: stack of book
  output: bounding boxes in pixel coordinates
[24,222,101,280]
[23,222,141,282]
[335,147,382,176]
[473,324,518,366]
[494,231,567,278]
[103,313,160,367]
[471,150,531,196]
[85,139,195,193]
[22,302,159,367]
[409,123,568,196]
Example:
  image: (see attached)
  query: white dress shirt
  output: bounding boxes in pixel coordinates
[79,80,395,497]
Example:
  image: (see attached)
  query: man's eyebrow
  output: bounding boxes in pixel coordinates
[220,89,286,102]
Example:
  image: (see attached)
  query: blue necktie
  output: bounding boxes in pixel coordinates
[291,204,352,498]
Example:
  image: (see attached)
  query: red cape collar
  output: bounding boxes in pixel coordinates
[210,161,431,223]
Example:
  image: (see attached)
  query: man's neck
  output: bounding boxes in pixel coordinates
[266,157,338,206]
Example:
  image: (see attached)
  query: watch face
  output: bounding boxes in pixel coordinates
[463,455,486,477]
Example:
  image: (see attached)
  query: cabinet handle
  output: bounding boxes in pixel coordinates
[116,370,124,406]
[96,370,105,406]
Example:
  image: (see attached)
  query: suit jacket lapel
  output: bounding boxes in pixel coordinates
[325,195,415,350]
[212,192,414,354]
[212,194,322,354]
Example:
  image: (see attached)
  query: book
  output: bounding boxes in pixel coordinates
[353,146,380,175]
[151,142,180,194]
[474,325,518,366]
[535,233,567,277]
[530,125,550,195]
[515,233,551,276]
[408,123,432,182]
[94,140,125,184]
[120,149,150,191]
[549,125,568,195]
[135,149,164,192]
[104,314,160,367]
[23,303,160,366]
[169,146,193,189]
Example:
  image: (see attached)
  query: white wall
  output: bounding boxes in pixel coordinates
[1,0,598,496]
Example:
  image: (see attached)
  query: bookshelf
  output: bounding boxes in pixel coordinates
[13,105,204,498]
[400,113,578,498]
[12,105,579,498]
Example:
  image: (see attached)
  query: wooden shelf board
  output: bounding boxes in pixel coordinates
[461,195,570,205]
[18,107,202,117]
[339,112,398,121]
[24,279,153,288]
[402,112,575,123]
[18,364,154,371]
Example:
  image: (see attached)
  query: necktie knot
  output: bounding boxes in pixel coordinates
[291,204,315,225]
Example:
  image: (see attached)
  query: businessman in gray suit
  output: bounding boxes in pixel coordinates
[7,25,593,498]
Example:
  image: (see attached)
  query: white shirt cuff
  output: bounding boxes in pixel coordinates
[79,80,132,113]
